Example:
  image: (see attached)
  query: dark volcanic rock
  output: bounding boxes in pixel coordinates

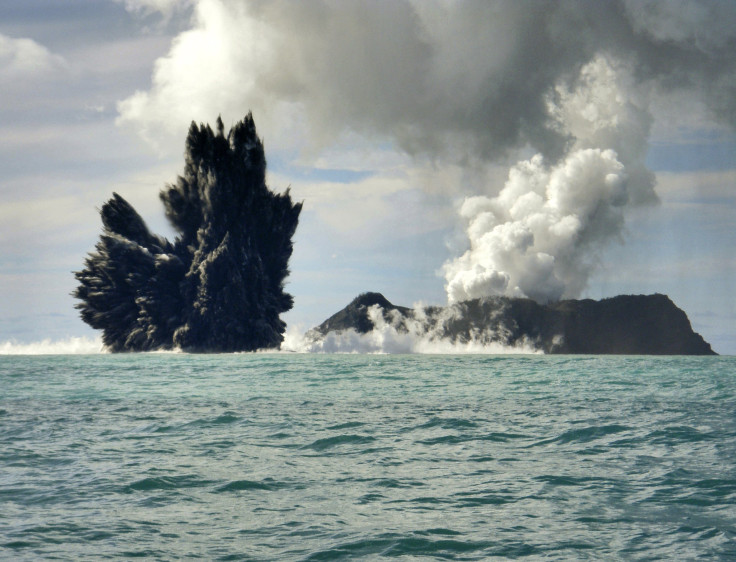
[311,292,716,355]
[316,292,411,335]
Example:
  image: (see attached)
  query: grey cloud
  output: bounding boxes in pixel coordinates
[118,1,736,163]
[116,0,736,304]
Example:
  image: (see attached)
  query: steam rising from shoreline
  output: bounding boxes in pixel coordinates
[283,305,541,354]
[444,57,656,303]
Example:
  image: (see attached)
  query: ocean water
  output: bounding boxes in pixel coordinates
[1,354,735,560]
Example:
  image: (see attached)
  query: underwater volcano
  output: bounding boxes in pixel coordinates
[74,114,302,352]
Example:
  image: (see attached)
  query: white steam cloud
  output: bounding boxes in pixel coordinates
[444,56,656,303]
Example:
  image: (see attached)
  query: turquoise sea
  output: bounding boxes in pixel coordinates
[1,354,735,560]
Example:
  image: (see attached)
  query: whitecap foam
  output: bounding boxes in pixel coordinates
[0,336,104,355]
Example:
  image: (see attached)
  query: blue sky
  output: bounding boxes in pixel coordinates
[1,0,735,353]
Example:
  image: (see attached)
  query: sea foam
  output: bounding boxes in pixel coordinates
[0,336,103,355]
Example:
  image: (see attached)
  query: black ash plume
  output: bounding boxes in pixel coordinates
[74,113,302,352]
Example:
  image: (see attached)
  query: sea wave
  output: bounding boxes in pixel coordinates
[1,355,734,560]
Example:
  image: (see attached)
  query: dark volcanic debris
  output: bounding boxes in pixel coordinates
[74,114,302,352]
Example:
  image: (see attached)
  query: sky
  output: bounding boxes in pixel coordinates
[1,0,735,354]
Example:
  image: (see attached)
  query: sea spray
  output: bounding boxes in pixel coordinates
[288,304,541,354]
[0,336,103,355]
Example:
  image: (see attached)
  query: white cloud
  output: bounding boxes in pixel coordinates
[117,0,284,151]
[0,33,67,79]
[117,0,193,19]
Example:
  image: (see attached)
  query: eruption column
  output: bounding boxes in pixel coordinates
[444,56,656,304]
[74,113,302,352]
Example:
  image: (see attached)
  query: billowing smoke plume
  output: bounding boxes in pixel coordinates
[116,1,736,308]
[74,114,302,352]
[118,1,736,161]
[444,57,656,303]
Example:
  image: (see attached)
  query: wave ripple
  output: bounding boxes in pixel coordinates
[1,354,735,560]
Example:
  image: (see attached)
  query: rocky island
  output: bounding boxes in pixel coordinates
[309,292,716,355]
